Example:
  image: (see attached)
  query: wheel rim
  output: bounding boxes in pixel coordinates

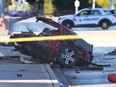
[63,21,73,29]
[62,48,76,65]
[66,24,71,28]
[102,22,108,29]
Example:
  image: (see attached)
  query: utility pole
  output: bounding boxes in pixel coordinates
[92,0,96,9]
[110,0,114,9]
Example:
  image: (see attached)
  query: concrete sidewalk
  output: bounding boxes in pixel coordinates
[0,63,60,87]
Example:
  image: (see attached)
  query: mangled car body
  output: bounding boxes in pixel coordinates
[10,17,93,67]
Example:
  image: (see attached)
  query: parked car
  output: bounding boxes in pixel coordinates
[7,10,29,17]
[58,8,116,29]
[10,17,93,67]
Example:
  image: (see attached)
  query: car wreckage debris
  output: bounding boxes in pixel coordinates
[108,74,116,83]
[107,49,116,55]
[9,17,93,67]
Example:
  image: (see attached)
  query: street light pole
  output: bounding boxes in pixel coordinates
[110,0,114,9]
[74,0,80,14]
[92,0,95,9]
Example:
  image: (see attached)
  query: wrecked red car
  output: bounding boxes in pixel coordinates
[10,17,93,67]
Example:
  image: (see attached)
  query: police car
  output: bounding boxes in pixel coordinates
[58,8,116,29]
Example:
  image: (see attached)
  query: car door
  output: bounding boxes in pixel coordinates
[74,10,92,25]
[89,10,102,24]
[74,9,102,26]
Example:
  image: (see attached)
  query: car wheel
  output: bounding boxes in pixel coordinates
[57,44,78,67]
[62,20,74,29]
[100,21,110,29]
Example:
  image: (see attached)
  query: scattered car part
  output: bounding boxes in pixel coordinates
[108,74,116,83]
[108,49,116,55]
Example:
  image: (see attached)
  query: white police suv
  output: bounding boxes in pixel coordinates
[58,8,116,29]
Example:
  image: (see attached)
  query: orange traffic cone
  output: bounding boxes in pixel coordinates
[0,18,8,35]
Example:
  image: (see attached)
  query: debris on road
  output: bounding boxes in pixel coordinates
[107,49,116,55]
[108,74,116,83]
[20,57,33,64]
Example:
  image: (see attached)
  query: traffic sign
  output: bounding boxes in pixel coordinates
[75,0,80,7]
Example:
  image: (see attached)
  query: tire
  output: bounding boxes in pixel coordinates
[100,21,111,29]
[57,44,78,67]
[62,20,74,29]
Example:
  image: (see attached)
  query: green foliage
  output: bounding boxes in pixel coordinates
[26,0,36,4]
[52,0,75,14]
[44,0,55,14]
[96,0,110,8]
[5,0,116,15]
[114,0,116,9]
[4,0,12,6]
[52,0,93,14]
[78,0,91,10]
[26,0,55,14]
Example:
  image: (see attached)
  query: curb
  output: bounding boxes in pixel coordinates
[44,64,60,87]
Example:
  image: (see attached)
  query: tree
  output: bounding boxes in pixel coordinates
[96,0,110,8]
[44,0,55,14]
[26,0,36,4]
[78,0,91,10]
[114,0,116,9]
[26,0,54,14]
[52,0,75,14]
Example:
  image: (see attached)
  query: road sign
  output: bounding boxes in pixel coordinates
[75,0,80,7]
[74,0,80,14]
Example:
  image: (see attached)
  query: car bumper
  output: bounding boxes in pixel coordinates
[75,39,93,53]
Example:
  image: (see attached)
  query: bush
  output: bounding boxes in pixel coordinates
[44,0,55,15]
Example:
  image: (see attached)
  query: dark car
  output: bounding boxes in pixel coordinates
[10,17,93,67]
